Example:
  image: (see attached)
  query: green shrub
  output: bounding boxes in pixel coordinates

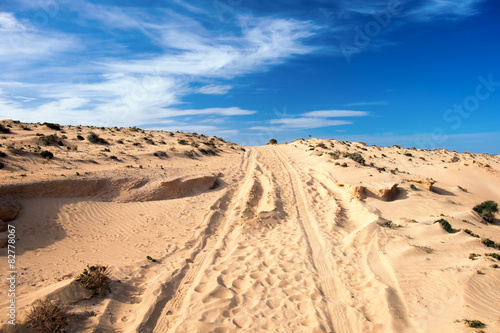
[87,132,107,144]
[43,122,61,130]
[463,229,480,238]
[485,253,500,260]
[481,238,496,248]
[76,135,84,140]
[473,201,498,223]
[469,253,481,260]
[435,219,452,233]
[344,152,365,165]
[40,150,54,159]
[178,139,188,145]
[25,299,68,333]
[0,124,11,133]
[462,319,485,328]
[39,134,59,146]
[146,256,157,262]
[76,265,110,296]
[268,138,278,145]
[410,184,417,190]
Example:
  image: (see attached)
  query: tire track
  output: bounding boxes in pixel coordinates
[142,149,258,333]
[270,147,372,333]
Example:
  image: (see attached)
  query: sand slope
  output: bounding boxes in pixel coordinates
[1,122,500,332]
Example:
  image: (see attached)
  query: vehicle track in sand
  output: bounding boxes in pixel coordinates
[129,146,413,332]
[143,149,260,333]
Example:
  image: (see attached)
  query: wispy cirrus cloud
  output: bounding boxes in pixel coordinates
[301,110,369,117]
[0,2,318,136]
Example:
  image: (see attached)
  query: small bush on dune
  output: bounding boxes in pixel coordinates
[76,135,84,140]
[267,138,278,145]
[462,319,485,328]
[435,219,453,233]
[25,299,68,333]
[473,201,498,223]
[0,151,6,157]
[344,152,365,165]
[43,122,61,130]
[40,150,54,159]
[87,132,108,144]
[76,265,110,296]
[39,134,59,146]
[0,124,11,133]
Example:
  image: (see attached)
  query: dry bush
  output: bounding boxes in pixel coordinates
[25,299,68,333]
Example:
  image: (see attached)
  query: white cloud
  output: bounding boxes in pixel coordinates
[0,12,78,60]
[250,117,352,131]
[407,0,486,21]
[0,7,318,131]
[198,85,233,95]
[301,110,369,117]
[165,107,256,117]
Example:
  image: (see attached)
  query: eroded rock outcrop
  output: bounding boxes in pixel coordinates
[0,196,20,221]
[337,183,367,200]
[407,178,436,191]
[366,183,399,201]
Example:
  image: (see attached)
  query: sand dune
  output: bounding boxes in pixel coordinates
[1,121,500,332]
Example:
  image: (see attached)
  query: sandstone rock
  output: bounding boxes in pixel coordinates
[367,183,399,201]
[408,178,435,191]
[0,196,20,221]
[337,183,367,200]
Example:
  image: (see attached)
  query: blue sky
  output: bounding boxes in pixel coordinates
[1,0,499,152]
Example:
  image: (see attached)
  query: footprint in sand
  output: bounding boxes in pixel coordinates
[202,286,233,303]
[232,315,252,329]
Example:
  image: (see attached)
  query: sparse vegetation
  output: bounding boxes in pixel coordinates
[146,256,157,262]
[76,135,84,140]
[25,299,68,333]
[462,319,485,328]
[0,151,6,158]
[76,265,110,296]
[268,138,278,145]
[481,238,500,249]
[410,184,417,190]
[435,219,453,233]
[469,253,481,260]
[473,201,498,223]
[485,253,500,260]
[40,150,54,159]
[178,139,188,145]
[316,142,327,149]
[464,229,480,238]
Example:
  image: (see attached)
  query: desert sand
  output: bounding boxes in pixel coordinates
[1,119,500,332]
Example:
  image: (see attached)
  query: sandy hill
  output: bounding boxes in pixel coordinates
[1,120,500,333]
